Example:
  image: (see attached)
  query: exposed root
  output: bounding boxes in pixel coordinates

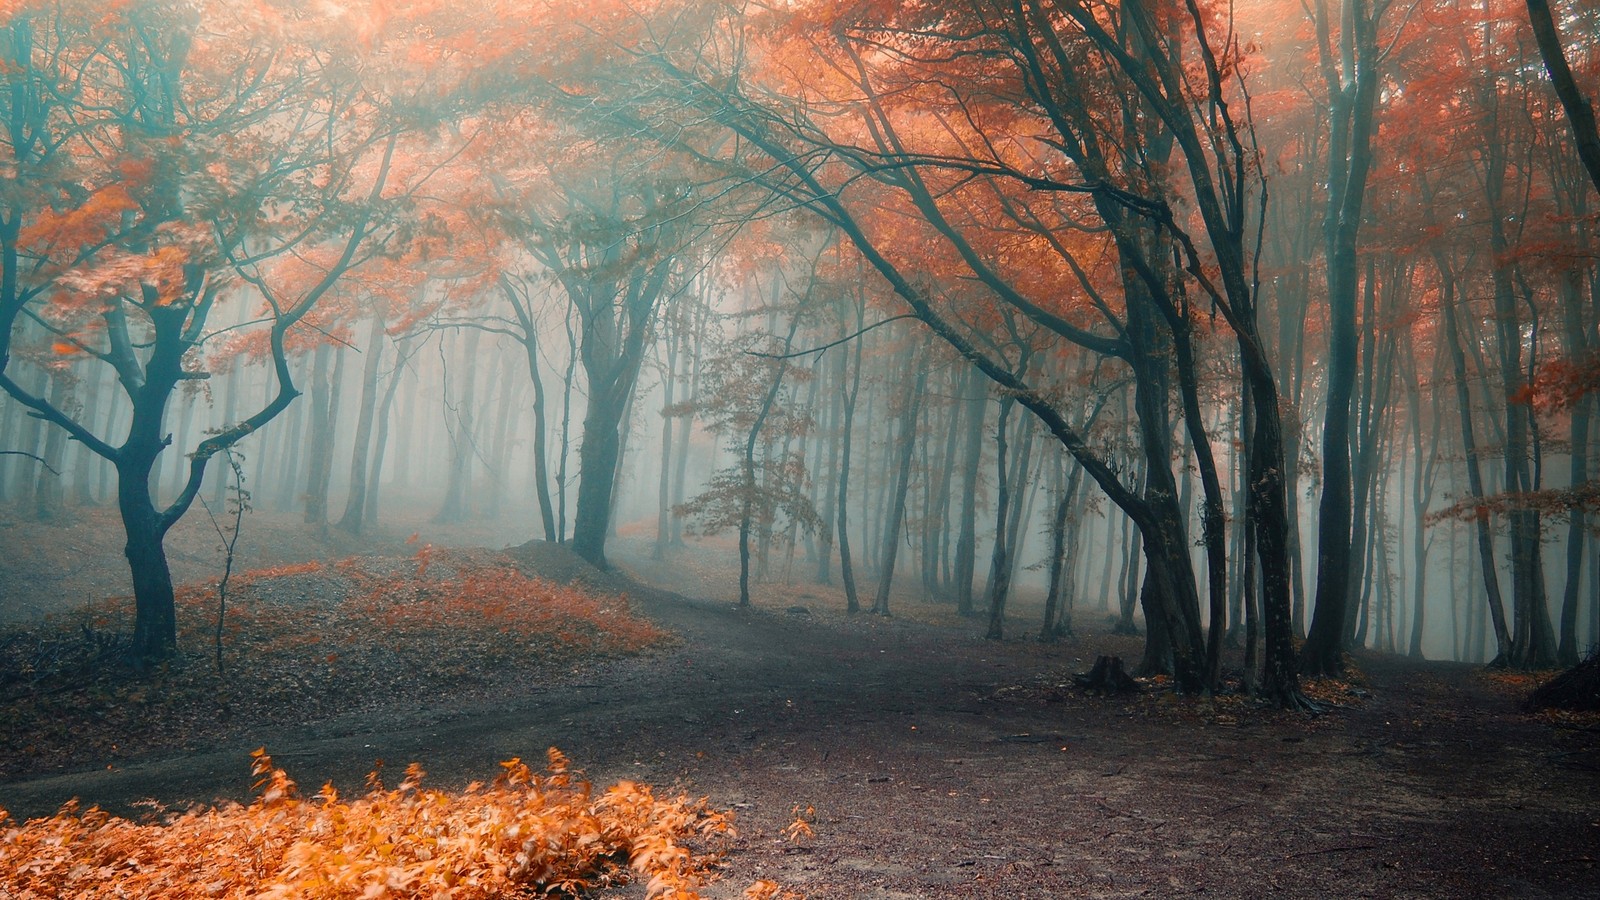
[1258,684,1328,714]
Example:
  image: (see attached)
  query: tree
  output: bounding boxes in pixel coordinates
[0,1,438,663]
[1523,0,1600,198]
[675,313,821,603]
[484,112,715,568]
[1302,0,1391,677]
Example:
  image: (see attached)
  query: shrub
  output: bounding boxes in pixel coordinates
[1,748,731,899]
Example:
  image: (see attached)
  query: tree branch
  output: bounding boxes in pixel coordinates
[744,313,918,359]
[0,449,61,476]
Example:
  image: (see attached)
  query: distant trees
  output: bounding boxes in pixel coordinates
[541,0,1306,700]
[488,131,712,568]
[3,0,1597,681]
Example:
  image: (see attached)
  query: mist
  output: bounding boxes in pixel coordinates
[2,1,1599,895]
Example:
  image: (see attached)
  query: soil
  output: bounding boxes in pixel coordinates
[3,504,1600,898]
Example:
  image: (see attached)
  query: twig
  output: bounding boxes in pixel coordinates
[744,314,918,359]
[0,450,60,476]
[1282,844,1379,859]
[198,448,249,675]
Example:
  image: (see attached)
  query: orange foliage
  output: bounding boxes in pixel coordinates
[341,555,665,656]
[234,560,327,583]
[1521,353,1600,414]
[0,748,735,899]
[180,551,666,664]
[745,879,807,900]
[783,804,815,843]
[1479,669,1556,693]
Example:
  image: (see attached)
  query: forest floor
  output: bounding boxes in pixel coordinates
[2,502,1599,898]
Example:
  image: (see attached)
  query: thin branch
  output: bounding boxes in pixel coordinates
[0,449,61,476]
[744,314,918,359]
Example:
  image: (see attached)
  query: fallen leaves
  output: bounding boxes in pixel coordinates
[0,550,669,780]
[1300,677,1369,709]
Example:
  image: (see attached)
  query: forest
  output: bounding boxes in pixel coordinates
[1,0,1598,897]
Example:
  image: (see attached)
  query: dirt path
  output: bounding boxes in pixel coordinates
[3,537,1599,898]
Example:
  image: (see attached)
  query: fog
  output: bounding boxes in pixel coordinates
[1,0,1597,688]
[5,246,1595,668]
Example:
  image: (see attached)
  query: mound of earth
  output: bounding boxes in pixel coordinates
[0,546,666,782]
[1530,653,1600,712]
[504,539,636,595]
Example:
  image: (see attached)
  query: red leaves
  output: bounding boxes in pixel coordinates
[1520,353,1600,414]
[411,541,435,577]
[18,185,140,257]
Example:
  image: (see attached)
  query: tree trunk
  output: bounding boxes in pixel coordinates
[516,318,558,542]
[653,334,678,559]
[952,365,987,617]
[435,327,482,524]
[1524,0,1600,199]
[483,350,520,521]
[1434,252,1513,662]
[671,296,707,547]
[1041,459,1085,641]
[206,359,238,510]
[8,376,47,500]
[1303,0,1383,677]
[1240,375,1260,688]
[925,368,961,595]
[556,304,580,543]
[986,396,1016,640]
[1557,279,1592,665]
[1485,152,1557,668]
[737,319,800,607]
[364,335,411,526]
[1003,413,1039,590]
[571,381,628,566]
[606,383,639,540]
[337,315,386,534]
[1116,473,1140,635]
[32,368,68,520]
[388,347,418,499]
[836,309,865,614]
[872,336,928,617]
[814,312,847,584]
[1405,344,1444,659]
[120,470,178,663]
[1172,317,1230,689]
[302,343,341,530]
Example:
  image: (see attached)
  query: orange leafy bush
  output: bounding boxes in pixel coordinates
[0,748,732,899]
[177,550,665,679]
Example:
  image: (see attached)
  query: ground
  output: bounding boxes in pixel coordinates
[2,502,1599,898]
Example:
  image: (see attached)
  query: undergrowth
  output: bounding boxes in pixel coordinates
[0,748,741,899]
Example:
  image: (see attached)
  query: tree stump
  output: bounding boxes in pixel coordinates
[1074,655,1140,695]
